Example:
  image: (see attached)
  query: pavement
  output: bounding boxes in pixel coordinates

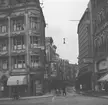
[0,93,53,101]
[76,90,108,99]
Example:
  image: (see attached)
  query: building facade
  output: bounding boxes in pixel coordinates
[90,0,108,90]
[0,0,46,97]
[45,37,59,91]
[77,8,93,91]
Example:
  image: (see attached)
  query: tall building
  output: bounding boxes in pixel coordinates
[77,8,93,91]
[45,37,59,91]
[90,0,108,90]
[0,0,46,97]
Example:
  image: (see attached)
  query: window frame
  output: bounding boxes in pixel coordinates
[13,36,25,50]
[30,36,40,48]
[31,55,40,68]
[30,17,40,30]
[0,39,8,52]
[0,58,8,70]
[13,55,25,69]
[12,18,24,32]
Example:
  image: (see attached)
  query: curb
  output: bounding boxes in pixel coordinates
[0,94,53,101]
[79,92,108,99]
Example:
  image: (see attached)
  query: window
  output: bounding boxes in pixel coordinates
[31,55,40,68]
[13,36,25,50]
[13,55,25,69]
[13,19,24,31]
[0,39,7,51]
[2,59,8,69]
[0,25,7,33]
[30,36,40,48]
[30,17,40,30]
[0,59,8,70]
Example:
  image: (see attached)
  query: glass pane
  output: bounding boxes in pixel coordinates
[15,64,17,68]
[17,45,22,49]
[18,64,22,68]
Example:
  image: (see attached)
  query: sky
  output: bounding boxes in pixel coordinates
[41,0,90,64]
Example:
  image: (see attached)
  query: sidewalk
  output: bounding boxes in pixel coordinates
[0,93,53,101]
[76,90,108,99]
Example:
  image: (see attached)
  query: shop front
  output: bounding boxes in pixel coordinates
[30,70,44,96]
[7,75,28,97]
[77,69,92,91]
[96,59,108,91]
[0,75,9,98]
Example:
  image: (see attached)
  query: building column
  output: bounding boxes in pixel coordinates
[8,16,12,97]
[91,61,98,91]
[25,10,31,96]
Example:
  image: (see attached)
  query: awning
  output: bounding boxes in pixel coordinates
[98,73,108,82]
[7,75,27,86]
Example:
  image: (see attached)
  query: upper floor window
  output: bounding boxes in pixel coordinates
[12,18,24,31]
[2,59,8,69]
[0,58,8,70]
[0,39,8,51]
[0,20,7,33]
[30,17,40,30]
[31,55,40,68]
[30,36,40,48]
[13,55,25,69]
[13,36,25,50]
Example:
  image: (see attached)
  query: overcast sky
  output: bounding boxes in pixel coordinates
[41,0,90,64]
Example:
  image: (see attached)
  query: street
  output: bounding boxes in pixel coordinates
[1,93,108,105]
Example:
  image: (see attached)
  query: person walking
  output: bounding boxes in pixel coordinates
[62,85,66,96]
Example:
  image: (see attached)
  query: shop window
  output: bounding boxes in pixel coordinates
[31,55,40,68]
[30,36,40,48]
[13,36,25,50]
[30,17,40,30]
[13,55,25,69]
[12,18,24,31]
[0,39,7,52]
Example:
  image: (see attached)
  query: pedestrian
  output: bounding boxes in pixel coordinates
[62,86,66,96]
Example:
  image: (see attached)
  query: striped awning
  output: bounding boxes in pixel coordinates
[98,73,108,82]
[7,75,27,86]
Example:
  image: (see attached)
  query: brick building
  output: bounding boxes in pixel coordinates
[0,0,46,97]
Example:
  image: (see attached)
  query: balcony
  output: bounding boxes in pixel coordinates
[11,31,25,37]
[11,50,26,56]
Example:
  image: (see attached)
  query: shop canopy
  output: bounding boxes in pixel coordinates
[98,73,108,82]
[7,75,27,86]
